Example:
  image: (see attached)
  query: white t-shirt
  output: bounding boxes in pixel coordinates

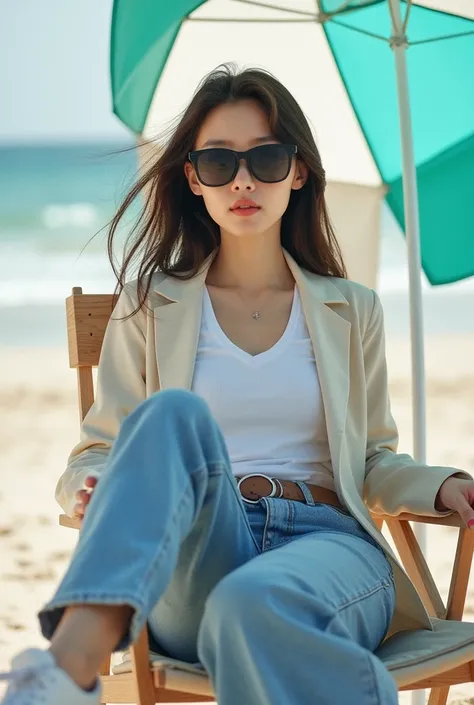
[191,285,335,492]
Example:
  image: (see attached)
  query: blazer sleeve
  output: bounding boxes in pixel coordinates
[362,290,472,517]
[55,285,147,517]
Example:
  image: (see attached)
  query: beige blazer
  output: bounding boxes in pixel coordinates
[57,248,471,641]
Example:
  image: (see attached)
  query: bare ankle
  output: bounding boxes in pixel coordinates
[48,604,133,690]
[49,647,98,691]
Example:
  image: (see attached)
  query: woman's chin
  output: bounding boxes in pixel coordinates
[220,214,279,238]
[223,227,268,239]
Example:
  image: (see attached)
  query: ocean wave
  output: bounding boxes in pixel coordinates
[0,248,116,305]
[40,203,102,229]
[0,278,116,306]
[0,203,113,232]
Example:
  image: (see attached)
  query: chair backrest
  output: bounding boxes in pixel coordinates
[66,287,116,421]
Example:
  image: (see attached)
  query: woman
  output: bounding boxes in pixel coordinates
[2,64,474,705]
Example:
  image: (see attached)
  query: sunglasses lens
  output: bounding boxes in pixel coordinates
[250,144,291,182]
[195,149,235,186]
[192,144,294,186]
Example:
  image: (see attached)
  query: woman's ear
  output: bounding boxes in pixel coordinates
[291,159,309,191]
[184,162,203,196]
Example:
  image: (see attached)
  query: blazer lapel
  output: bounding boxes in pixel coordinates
[283,250,351,478]
[152,253,216,391]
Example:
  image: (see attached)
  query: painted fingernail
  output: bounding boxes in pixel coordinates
[468,520,474,529]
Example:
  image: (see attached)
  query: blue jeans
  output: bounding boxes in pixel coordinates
[39,389,398,705]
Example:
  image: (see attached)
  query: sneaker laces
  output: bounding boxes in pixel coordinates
[0,662,53,697]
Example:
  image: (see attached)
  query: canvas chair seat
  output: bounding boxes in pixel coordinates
[111,618,474,697]
[376,618,474,688]
[61,288,474,704]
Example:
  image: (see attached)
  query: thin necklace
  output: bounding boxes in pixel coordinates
[251,287,294,320]
[232,291,273,321]
[207,284,293,320]
[249,295,273,320]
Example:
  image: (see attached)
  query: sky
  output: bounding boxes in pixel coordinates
[0,0,130,144]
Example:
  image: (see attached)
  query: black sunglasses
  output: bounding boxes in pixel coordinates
[188,143,298,187]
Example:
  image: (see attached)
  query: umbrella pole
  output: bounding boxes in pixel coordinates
[387,1,427,484]
[387,5,427,702]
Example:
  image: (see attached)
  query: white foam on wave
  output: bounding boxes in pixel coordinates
[0,278,117,306]
[0,247,116,306]
[40,203,101,229]
[0,245,473,307]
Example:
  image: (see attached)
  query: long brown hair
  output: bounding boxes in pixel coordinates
[107,63,347,313]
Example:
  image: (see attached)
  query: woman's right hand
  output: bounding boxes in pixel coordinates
[73,475,98,523]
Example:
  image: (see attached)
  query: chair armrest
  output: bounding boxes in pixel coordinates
[379,512,465,529]
[59,514,81,530]
[380,512,474,620]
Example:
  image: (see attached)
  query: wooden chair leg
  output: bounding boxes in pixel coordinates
[427,528,474,705]
[98,656,111,704]
[427,686,450,705]
[385,519,446,618]
[371,516,384,532]
[130,626,155,705]
[99,656,111,676]
[445,529,474,620]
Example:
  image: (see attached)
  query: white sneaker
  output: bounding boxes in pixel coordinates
[0,648,101,704]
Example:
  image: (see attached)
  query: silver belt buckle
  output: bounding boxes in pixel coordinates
[237,473,282,504]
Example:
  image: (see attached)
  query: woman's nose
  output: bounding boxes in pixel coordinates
[231,160,255,191]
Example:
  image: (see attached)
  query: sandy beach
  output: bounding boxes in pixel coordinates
[0,336,473,704]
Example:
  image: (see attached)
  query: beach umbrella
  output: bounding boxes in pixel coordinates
[109,0,474,595]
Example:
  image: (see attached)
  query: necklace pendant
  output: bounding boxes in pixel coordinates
[252,311,260,320]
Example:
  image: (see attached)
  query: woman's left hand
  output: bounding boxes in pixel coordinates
[435,474,474,528]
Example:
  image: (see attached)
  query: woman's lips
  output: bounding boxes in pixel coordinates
[230,206,261,217]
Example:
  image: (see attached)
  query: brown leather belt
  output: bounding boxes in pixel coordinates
[236,473,345,510]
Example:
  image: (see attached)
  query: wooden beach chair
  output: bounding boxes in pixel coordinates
[59,286,474,705]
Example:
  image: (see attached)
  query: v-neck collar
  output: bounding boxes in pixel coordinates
[203,285,299,366]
